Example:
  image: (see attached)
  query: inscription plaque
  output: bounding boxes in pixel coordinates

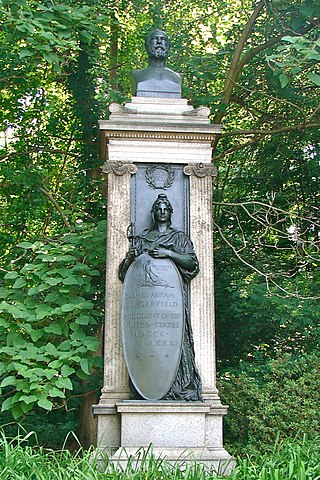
[121,252,185,400]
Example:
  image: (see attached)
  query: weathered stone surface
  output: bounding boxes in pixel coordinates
[121,253,184,400]
[94,96,233,471]
[109,402,235,474]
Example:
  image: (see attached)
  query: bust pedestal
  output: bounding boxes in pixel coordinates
[93,96,235,474]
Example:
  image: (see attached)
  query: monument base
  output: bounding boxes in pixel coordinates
[94,401,235,475]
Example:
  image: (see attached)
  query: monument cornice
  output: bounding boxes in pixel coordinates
[101,130,219,143]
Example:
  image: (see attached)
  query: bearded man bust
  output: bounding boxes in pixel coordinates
[132,29,182,98]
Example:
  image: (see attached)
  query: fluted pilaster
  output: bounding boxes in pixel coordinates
[189,175,218,402]
[100,166,134,403]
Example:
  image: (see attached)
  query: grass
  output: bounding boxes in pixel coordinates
[0,430,319,479]
[229,435,320,480]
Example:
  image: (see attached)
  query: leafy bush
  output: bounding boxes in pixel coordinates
[0,221,105,420]
[218,353,320,453]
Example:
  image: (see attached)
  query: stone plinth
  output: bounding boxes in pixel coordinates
[93,96,234,472]
[109,402,235,475]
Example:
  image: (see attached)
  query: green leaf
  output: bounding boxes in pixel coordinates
[71,329,86,341]
[20,402,34,414]
[44,324,62,335]
[56,377,73,390]
[38,398,53,410]
[44,277,61,286]
[13,334,25,347]
[80,358,90,375]
[4,271,19,280]
[62,276,78,285]
[44,293,59,302]
[19,49,33,59]
[307,72,320,86]
[1,397,13,412]
[48,386,65,398]
[44,369,58,380]
[279,73,289,88]
[61,365,75,377]
[0,317,9,327]
[18,241,33,248]
[44,343,57,355]
[19,394,38,404]
[36,304,52,320]
[1,376,16,388]
[58,340,71,351]
[61,303,76,312]
[12,403,24,419]
[76,315,91,325]
[30,329,44,342]
[48,359,63,369]
[55,255,76,263]
[83,337,99,352]
[76,369,88,379]
[12,277,27,289]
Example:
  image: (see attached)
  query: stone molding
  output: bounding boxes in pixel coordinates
[102,161,137,176]
[183,162,218,177]
[109,102,210,119]
[103,131,217,142]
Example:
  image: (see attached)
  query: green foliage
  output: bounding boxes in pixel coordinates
[0,0,318,450]
[229,435,320,480]
[0,430,319,479]
[218,353,320,453]
[0,221,105,419]
[216,271,320,365]
[266,35,320,88]
[1,0,106,72]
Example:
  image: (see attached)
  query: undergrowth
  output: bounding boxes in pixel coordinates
[0,430,319,479]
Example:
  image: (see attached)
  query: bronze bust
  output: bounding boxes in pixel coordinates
[132,29,182,98]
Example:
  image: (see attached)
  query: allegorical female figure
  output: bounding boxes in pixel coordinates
[119,193,202,401]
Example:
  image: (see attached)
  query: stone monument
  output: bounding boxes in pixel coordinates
[93,29,235,474]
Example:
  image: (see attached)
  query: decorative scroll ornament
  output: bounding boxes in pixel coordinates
[183,162,218,178]
[109,103,137,115]
[182,106,210,117]
[145,164,176,190]
[102,161,137,176]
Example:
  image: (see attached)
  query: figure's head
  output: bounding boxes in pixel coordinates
[145,29,170,60]
[151,194,173,226]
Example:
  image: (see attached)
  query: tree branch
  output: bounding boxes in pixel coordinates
[220,122,320,138]
[39,187,71,228]
[214,0,266,125]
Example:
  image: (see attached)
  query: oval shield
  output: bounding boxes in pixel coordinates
[120,252,185,400]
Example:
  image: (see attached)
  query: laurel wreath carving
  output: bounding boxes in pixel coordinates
[145,165,176,190]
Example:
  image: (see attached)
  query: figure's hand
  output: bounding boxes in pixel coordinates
[149,247,171,258]
[127,247,138,261]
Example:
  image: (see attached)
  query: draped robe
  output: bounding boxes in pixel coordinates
[119,226,202,401]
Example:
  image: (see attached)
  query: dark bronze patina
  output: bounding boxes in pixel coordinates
[120,252,185,400]
[119,194,202,401]
[132,29,182,98]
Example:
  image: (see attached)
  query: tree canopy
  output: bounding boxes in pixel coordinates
[0,0,319,447]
